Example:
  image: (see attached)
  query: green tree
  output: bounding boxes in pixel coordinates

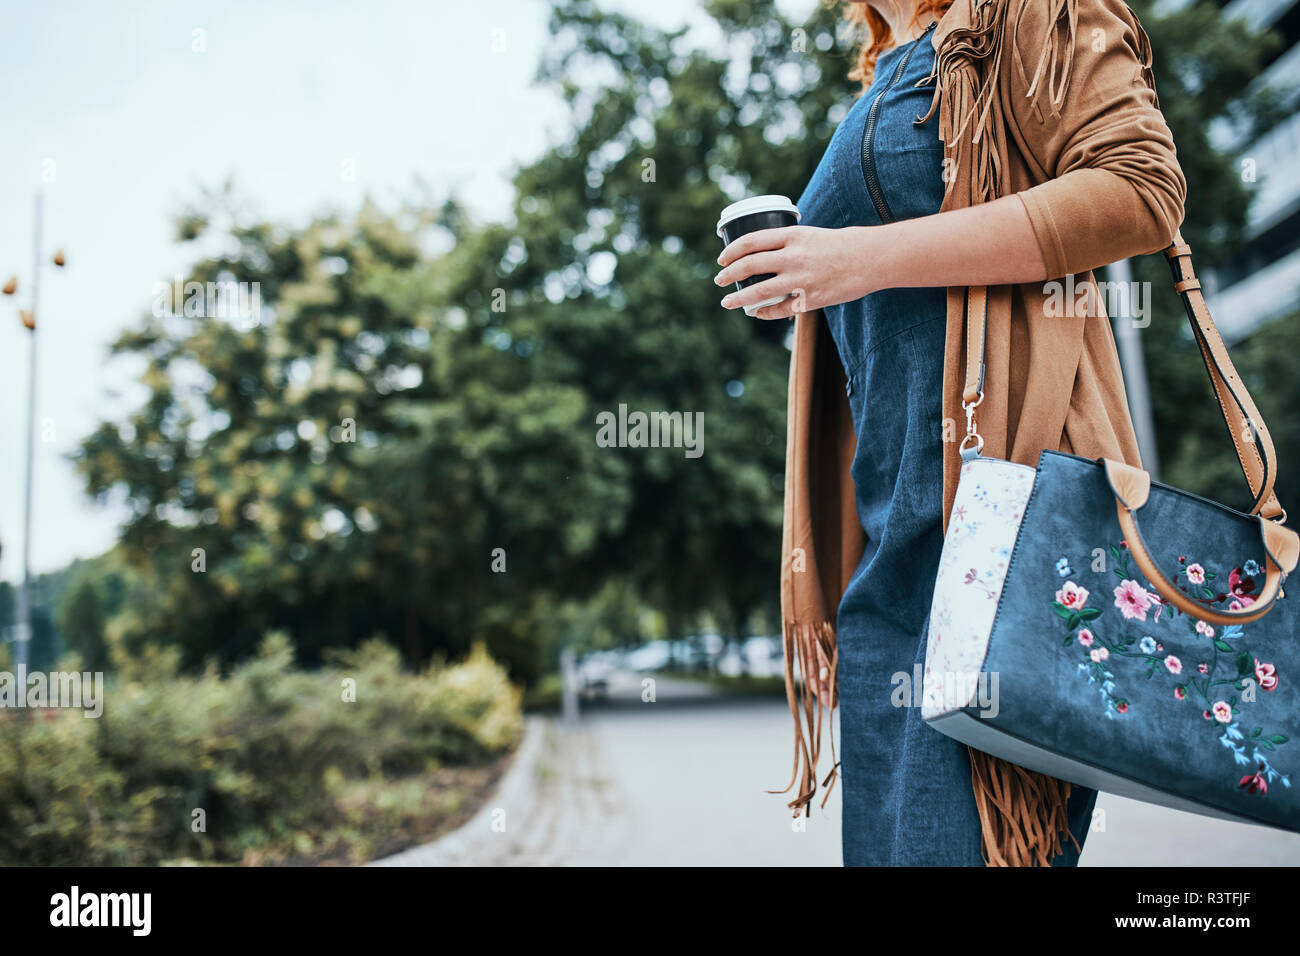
[76,194,632,679]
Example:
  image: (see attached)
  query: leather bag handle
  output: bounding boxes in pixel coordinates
[961,235,1286,521]
[1102,457,1299,625]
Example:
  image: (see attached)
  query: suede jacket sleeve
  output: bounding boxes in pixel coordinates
[1008,0,1188,279]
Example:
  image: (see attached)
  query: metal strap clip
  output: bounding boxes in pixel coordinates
[959,389,984,460]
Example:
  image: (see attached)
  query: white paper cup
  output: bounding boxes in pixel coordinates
[716,195,800,316]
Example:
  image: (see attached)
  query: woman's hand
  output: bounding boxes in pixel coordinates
[712,196,1049,319]
[714,225,877,320]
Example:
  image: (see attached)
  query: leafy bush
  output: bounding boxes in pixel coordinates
[0,635,521,865]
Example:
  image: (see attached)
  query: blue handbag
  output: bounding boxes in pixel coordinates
[922,237,1300,832]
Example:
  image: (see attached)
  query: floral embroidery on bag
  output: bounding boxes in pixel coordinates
[1050,541,1291,794]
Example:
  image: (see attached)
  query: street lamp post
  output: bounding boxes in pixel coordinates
[1109,256,1161,480]
[15,193,44,675]
[6,193,64,675]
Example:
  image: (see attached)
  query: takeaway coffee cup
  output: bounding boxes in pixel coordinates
[716,194,801,317]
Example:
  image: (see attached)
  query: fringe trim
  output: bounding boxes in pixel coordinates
[773,619,839,816]
[918,0,1013,206]
[918,0,1097,205]
[968,748,1081,866]
[1023,0,1079,121]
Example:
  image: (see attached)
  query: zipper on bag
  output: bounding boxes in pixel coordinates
[860,20,937,225]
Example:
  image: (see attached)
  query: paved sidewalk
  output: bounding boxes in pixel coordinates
[1083,793,1300,866]
[374,670,1300,866]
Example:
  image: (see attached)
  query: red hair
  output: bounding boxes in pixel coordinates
[842,0,954,92]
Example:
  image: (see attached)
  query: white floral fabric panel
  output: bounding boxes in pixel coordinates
[922,457,1037,720]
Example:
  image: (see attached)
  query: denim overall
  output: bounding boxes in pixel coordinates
[795,22,1097,865]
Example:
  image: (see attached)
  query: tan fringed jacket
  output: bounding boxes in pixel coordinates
[779,0,1187,864]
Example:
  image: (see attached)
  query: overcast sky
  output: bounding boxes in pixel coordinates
[2,0,831,580]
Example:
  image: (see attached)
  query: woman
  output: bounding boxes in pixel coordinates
[713,0,1186,865]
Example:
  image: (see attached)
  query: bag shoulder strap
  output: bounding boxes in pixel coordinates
[959,236,1286,522]
[1162,235,1283,520]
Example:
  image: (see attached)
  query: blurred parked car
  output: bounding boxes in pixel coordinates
[576,651,618,698]
[717,635,783,677]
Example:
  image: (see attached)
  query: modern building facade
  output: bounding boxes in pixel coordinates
[1198,0,1300,340]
